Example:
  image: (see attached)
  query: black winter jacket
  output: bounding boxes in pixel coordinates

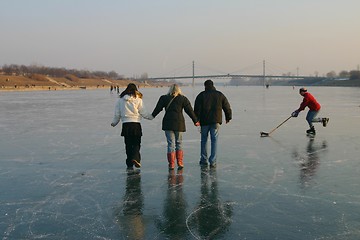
[151,94,198,132]
[194,86,232,125]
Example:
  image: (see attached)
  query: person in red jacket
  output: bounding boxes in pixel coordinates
[291,88,329,135]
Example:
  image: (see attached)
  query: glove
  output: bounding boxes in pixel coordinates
[291,110,299,117]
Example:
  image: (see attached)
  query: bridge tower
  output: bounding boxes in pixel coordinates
[263,60,266,87]
[192,61,195,87]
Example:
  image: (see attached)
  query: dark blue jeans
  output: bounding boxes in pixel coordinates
[164,130,182,153]
[200,124,219,165]
[306,110,319,128]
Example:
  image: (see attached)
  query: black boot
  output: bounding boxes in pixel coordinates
[322,118,329,127]
[306,126,316,135]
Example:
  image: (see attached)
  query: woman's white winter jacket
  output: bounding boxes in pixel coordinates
[111,94,153,126]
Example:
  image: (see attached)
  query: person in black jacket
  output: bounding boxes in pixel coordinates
[194,80,232,168]
[151,84,200,170]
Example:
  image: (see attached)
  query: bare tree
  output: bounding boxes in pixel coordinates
[349,71,360,80]
[326,71,337,78]
[339,71,350,78]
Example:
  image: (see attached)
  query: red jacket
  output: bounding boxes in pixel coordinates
[297,92,321,111]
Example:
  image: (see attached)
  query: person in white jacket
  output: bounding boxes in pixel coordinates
[111,83,153,169]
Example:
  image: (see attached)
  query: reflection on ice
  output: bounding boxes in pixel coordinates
[115,170,144,240]
[155,169,186,239]
[187,168,233,239]
[292,137,328,189]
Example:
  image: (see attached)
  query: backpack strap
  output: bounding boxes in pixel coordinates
[165,96,177,111]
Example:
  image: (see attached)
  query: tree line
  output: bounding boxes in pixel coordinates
[325,70,360,80]
[0,64,125,80]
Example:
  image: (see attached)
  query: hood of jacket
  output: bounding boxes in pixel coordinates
[122,94,138,102]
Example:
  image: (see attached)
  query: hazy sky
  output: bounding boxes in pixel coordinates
[1,0,359,77]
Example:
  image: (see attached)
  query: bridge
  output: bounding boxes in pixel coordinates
[147,61,324,86]
[148,73,317,80]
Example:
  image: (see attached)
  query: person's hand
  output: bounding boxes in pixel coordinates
[195,121,200,126]
[291,110,299,117]
[145,114,154,120]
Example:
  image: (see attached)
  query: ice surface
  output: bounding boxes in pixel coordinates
[1,86,360,239]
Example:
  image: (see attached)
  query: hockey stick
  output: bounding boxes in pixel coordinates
[260,116,292,137]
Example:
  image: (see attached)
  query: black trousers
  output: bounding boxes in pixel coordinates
[121,122,142,168]
[124,135,141,167]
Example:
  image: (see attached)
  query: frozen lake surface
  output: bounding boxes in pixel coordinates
[1,86,360,239]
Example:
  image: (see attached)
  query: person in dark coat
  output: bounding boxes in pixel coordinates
[194,80,232,168]
[151,84,199,170]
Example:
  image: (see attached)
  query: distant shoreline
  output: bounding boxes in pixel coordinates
[1,73,359,92]
[0,86,110,92]
[0,74,172,92]
[0,85,165,92]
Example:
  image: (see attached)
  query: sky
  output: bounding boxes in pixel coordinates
[1,0,359,78]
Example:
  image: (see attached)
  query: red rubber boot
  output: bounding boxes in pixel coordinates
[176,150,184,169]
[167,152,176,170]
